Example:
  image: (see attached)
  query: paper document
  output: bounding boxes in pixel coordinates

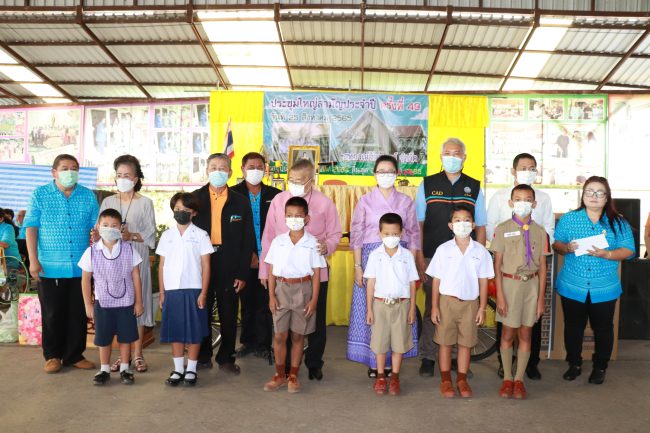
[574,234,609,257]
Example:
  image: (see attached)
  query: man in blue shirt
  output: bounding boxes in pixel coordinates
[24,154,99,374]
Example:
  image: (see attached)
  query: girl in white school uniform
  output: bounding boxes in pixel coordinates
[156,192,214,386]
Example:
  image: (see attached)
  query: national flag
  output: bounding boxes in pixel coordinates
[223,118,234,159]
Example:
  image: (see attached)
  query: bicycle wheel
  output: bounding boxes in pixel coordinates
[470,297,498,361]
[211,303,222,349]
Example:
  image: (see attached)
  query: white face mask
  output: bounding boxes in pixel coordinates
[99,227,122,242]
[376,173,397,189]
[286,217,305,231]
[452,221,473,238]
[245,169,264,186]
[512,201,533,218]
[516,170,536,185]
[288,182,307,197]
[382,236,401,249]
[116,178,135,193]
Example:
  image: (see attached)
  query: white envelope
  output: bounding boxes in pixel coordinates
[574,234,609,257]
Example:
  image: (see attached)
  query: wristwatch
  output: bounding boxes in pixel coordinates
[354,263,361,268]
[132,234,137,241]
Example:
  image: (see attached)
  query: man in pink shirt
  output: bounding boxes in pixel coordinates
[260,159,342,381]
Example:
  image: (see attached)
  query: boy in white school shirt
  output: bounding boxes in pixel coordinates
[263,196,327,394]
[427,204,494,399]
[364,213,419,397]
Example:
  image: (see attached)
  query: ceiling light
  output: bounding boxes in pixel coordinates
[21,83,62,97]
[201,21,279,43]
[222,67,290,87]
[511,52,551,78]
[0,65,42,82]
[502,78,536,91]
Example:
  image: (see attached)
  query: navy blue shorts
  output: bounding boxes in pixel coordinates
[93,303,139,347]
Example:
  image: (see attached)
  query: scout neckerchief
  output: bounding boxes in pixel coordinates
[512,214,533,266]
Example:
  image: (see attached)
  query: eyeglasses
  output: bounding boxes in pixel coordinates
[584,189,606,199]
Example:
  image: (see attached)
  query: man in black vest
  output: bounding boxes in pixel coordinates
[231,152,281,360]
[415,138,488,376]
[194,153,255,374]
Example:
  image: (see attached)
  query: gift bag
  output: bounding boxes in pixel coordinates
[18,292,42,346]
[0,301,18,343]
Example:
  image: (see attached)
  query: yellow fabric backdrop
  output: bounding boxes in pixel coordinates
[209,91,489,325]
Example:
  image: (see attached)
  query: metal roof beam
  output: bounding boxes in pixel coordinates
[274,3,293,90]
[498,12,539,92]
[186,7,227,89]
[0,85,28,104]
[360,1,366,90]
[425,6,452,92]
[596,26,650,91]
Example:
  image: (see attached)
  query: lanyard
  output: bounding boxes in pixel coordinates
[119,193,134,226]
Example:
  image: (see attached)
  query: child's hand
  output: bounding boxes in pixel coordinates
[354,267,364,287]
[159,292,165,310]
[366,310,374,325]
[269,295,279,313]
[536,301,545,321]
[431,307,441,325]
[497,298,508,317]
[304,300,317,318]
[84,304,94,321]
[197,293,207,309]
[134,303,144,317]
[407,308,416,325]
[476,309,486,326]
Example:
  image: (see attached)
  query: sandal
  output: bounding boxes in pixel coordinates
[133,356,148,373]
[110,358,121,373]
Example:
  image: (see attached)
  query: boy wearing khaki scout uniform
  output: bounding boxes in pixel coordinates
[491,184,550,400]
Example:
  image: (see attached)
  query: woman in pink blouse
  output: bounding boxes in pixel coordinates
[346,155,422,378]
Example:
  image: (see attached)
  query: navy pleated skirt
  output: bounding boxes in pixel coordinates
[160,289,209,344]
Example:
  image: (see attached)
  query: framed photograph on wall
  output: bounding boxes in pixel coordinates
[288,145,320,171]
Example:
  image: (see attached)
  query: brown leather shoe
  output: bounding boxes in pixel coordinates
[373,377,387,395]
[499,380,514,398]
[263,373,287,392]
[456,379,473,398]
[513,380,527,399]
[440,380,456,398]
[73,359,95,370]
[44,358,62,374]
[287,374,301,393]
[388,376,401,396]
[219,362,241,375]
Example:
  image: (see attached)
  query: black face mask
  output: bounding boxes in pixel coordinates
[173,210,192,225]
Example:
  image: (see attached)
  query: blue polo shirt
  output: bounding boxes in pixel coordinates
[555,208,635,303]
[0,221,21,264]
[23,181,99,279]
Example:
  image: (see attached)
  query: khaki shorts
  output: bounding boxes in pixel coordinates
[370,299,414,355]
[272,280,315,336]
[434,295,479,348]
[496,276,539,328]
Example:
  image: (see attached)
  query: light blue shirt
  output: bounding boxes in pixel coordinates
[0,222,21,265]
[554,208,635,303]
[416,181,487,226]
[23,181,99,279]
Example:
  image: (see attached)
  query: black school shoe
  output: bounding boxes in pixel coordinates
[588,368,606,385]
[120,370,134,385]
[166,371,184,386]
[419,359,435,377]
[308,367,323,381]
[93,371,110,386]
[563,365,582,381]
[183,371,198,386]
[526,365,542,380]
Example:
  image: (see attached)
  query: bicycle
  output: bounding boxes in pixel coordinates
[470,296,498,361]
[0,255,30,306]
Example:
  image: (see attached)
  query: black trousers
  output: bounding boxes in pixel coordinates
[239,267,272,350]
[37,277,87,364]
[199,250,240,365]
[284,281,328,370]
[561,294,617,370]
[496,319,542,367]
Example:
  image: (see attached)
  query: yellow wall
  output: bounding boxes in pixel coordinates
[210,91,488,186]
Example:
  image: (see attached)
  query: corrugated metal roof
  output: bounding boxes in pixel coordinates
[363,72,427,92]
[38,66,131,82]
[446,25,528,49]
[557,28,643,53]
[364,22,446,45]
[291,69,361,89]
[285,45,362,67]
[610,58,650,85]
[109,45,209,65]
[129,67,219,84]
[61,84,146,98]
[88,22,196,42]
[427,74,502,91]
[538,54,618,82]
[531,80,596,90]
[0,24,91,42]
[0,98,19,105]
[11,45,112,64]
[428,0,481,6]
[364,47,434,71]
[595,0,650,12]
[635,36,650,55]
[483,0,534,7]
[437,50,515,75]
[537,0,590,9]
[145,86,215,99]
[0,83,31,96]
[279,21,362,43]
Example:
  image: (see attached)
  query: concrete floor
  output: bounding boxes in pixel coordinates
[1,327,649,433]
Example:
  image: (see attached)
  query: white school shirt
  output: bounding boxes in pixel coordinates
[426,238,495,301]
[78,239,142,273]
[264,231,327,278]
[155,223,214,291]
[363,245,419,299]
[486,186,555,244]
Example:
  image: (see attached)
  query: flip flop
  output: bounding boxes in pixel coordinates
[133,356,148,373]
[110,357,121,373]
